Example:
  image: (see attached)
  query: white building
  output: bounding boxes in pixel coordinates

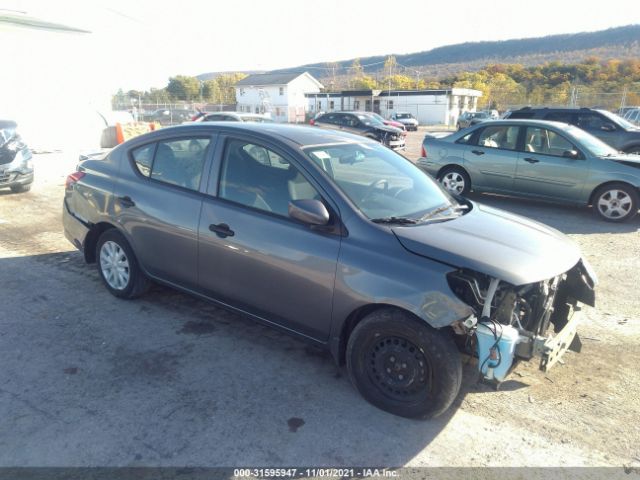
[306,88,483,127]
[235,72,323,123]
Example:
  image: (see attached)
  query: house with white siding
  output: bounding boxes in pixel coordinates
[306,88,483,126]
[235,72,323,123]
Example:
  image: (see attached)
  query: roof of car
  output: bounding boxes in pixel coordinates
[152,122,374,147]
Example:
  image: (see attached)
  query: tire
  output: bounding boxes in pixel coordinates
[624,145,640,155]
[592,183,639,222]
[96,229,149,299]
[437,166,471,195]
[346,308,462,419]
[10,184,31,193]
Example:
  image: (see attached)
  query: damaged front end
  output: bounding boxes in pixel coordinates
[447,259,597,383]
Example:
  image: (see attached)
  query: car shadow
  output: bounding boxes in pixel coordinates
[0,251,493,467]
[466,192,640,234]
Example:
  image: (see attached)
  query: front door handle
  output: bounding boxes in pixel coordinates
[117,195,135,208]
[524,157,540,164]
[471,150,485,156]
[209,223,234,238]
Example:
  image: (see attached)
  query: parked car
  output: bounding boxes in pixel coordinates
[504,107,640,154]
[390,112,419,131]
[457,111,492,130]
[0,120,33,193]
[63,123,596,419]
[368,112,406,132]
[191,111,274,123]
[143,109,195,126]
[313,111,405,150]
[419,119,640,222]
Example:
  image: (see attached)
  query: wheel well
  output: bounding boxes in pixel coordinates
[337,304,419,365]
[588,181,639,206]
[84,222,117,263]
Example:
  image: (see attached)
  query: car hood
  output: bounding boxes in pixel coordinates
[604,154,640,169]
[391,202,581,286]
[375,124,403,134]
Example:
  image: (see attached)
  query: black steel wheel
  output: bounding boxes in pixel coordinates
[346,308,462,419]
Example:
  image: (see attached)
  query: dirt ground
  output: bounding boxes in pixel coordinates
[0,129,639,468]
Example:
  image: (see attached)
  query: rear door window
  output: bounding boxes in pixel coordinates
[150,137,211,190]
[545,112,574,124]
[507,111,535,119]
[476,125,519,150]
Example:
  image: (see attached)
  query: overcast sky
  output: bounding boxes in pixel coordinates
[4,0,640,92]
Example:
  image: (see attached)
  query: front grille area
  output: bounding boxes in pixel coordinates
[0,171,14,183]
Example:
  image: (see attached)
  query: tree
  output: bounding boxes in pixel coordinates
[167,75,201,101]
[351,75,377,90]
[202,79,221,103]
[351,58,364,77]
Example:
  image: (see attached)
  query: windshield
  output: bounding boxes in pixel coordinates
[395,113,413,119]
[599,110,638,130]
[305,142,455,220]
[357,114,383,126]
[566,125,618,156]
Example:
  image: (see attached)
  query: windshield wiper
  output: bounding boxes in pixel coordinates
[420,204,467,221]
[371,216,417,225]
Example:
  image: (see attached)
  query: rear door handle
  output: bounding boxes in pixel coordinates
[524,157,540,164]
[209,223,234,238]
[471,150,485,156]
[117,195,135,207]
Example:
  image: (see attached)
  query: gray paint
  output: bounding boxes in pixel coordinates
[63,123,588,362]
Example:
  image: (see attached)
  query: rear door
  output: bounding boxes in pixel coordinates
[113,134,215,290]
[197,135,342,340]
[462,124,520,192]
[514,125,588,201]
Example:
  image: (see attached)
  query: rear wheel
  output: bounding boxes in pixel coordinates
[437,166,471,195]
[592,183,638,222]
[346,308,462,419]
[96,229,149,298]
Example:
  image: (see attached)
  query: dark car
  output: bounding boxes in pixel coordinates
[63,123,595,419]
[0,120,33,193]
[504,107,640,154]
[457,111,492,130]
[312,111,405,150]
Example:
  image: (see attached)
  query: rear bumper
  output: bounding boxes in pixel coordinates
[63,200,90,252]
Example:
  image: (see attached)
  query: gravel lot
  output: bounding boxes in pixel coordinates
[0,128,638,468]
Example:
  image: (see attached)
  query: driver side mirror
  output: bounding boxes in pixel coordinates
[562,150,580,159]
[288,199,330,226]
[601,123,616,132]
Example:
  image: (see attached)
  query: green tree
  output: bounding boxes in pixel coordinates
[167,75,201,101]
[351,75,377,90]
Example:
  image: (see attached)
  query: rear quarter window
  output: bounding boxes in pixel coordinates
[131,143,155,177]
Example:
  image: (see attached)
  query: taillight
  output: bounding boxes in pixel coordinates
[65,171,85,189]
[421,145,427,158]
[310,118,315,125]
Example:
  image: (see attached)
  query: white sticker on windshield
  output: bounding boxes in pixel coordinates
[314,151,330,159]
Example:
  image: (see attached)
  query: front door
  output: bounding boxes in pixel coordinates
[462,124,520,192]
[113,135,213,289]
[514,126,588,201]
[197,137,341,340]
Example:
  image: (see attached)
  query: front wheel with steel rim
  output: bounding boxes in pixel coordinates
[592,183,639,222]
[346,308,462,419]
[437,166,471,195]
[96,229,149,298]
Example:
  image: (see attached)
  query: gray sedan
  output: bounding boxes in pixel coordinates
[419,120,640,222]
[63,123,595,419]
